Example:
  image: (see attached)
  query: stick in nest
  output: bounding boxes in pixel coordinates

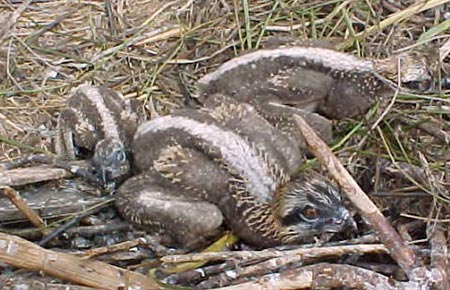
[0,232,164,290]
[1,154,104,188]
[0,186,46,229]
[291,114,425,280]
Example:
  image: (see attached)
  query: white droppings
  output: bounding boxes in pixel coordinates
[225,270,238,279]
[196,268,206,277]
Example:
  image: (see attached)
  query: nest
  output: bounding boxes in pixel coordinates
[0,0,449,289]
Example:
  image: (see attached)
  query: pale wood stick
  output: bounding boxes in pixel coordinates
[0,161,88,186]
[75,238,145,259]
[197,245,387,288]
[1,155,101,186]
[0,186,46,229]
[0,0,33,42]
[162,244,388,264]
[0,185,106,223]
[429,226,449,290]
[216,263,418,290]
[0,232,164,290]
[292,114,422,279]
[398,116,450,145]
[1,280,97,290]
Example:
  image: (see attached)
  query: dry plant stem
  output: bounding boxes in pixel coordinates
[399,116,450,144]
[441,38,450,61]
[429,226,449,290]
[325,233,380,246]
[0,233,164,290]
[1,154,101,186]
[0,280,97,290]
[198,253,323,289]
[398,221,423,242]
[0,161,89,186]
[355,262,404,277]
[292,114,420,278]
[65,223,132,238]
[338,0,450,49]
[162,244,388,263]
[380,159,428,185]
[104,0,117,35]
[38,200,114,247]
[418,151,449,199]
[0,186,107,223]
[27,9,76,44]
[0,0,32,41]
[164,259,243,286]
[215,263,420,290]
[75,238,145,259]
[0,186,45,229]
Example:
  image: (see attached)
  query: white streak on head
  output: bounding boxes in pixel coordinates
[76,84,121,140]
[135,116,277,202]
[199,47,374,85]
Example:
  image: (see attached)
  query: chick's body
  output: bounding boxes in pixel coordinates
[116,97,353,248]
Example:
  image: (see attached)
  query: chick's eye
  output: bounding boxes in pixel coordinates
[301,205,319,221]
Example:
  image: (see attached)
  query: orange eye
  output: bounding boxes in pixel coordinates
[302,206,319,220]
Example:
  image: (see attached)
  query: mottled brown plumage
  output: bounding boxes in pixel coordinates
[117,47,421,248]
[197,46,390,121]
[56,84,141,185]
[116,98,354,248]
[59,46,435,248]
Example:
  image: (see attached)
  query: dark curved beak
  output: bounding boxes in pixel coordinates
[339,207,357,233]
[100,167,109,185]
[316,208,357,233]
[343,215,357,232]
[92,167,117,191]
[97,164,130,189]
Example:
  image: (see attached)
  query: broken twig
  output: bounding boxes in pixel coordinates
[162,244,388,264]
[215,263,421,290]
[0,186,46,229]
[0,232,164,290]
